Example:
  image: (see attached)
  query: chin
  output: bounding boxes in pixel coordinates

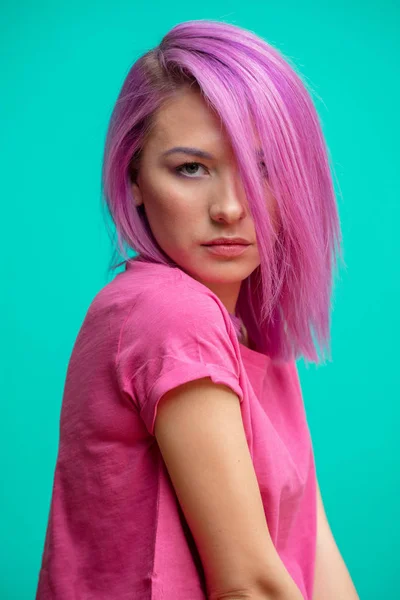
[193,263,255,283]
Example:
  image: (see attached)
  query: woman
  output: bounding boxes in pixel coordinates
[36,20,359,600]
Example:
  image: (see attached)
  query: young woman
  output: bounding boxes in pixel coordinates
[36,20,359,600]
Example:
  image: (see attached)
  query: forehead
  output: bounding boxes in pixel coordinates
[149,88,226,149]
[142,87,262,163]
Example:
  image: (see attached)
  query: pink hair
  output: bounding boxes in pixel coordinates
[101,19,344,365]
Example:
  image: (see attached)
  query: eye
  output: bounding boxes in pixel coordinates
[175,162,208,178]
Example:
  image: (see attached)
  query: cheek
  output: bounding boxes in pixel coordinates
[144,186,201,239]
[148,181,201,219]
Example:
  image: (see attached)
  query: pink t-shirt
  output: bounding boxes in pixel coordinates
[36,259,317,600]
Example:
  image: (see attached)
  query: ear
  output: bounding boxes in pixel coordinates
[129,150,143,207]
[131,181,143,208]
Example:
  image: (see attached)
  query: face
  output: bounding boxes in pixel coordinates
[131,86,278,314]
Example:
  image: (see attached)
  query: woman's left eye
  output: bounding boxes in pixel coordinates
[175,162,208,177]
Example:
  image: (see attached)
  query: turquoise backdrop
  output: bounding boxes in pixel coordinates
[2,1,399,598]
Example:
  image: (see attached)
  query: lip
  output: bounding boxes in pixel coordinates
[203,237,251,245]
[203,244,250,257]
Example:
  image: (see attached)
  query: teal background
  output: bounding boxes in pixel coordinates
[1,1,399,598]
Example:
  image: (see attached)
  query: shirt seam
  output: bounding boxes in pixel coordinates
[150,448,163,600]
[147,358,241,399]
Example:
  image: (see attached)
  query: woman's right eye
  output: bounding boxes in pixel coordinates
[175,162,208,178]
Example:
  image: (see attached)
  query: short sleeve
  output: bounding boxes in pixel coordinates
[116,280,244,435]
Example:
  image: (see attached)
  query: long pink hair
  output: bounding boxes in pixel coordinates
[101,19,344,365]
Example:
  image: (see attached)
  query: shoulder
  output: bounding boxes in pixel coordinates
[114,262,243,433]
[115,260,233,337]
[86,260,186,322]
[81,260,235,353]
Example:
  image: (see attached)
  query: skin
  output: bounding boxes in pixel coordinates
[131,86,279,316]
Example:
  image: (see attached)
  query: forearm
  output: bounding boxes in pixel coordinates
[312,528,359,600]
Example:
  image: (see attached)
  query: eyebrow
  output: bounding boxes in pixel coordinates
[161,146,264,160]
[161,146,215,160]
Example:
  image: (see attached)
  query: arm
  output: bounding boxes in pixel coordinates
[313,479,359,600]
[155,377,304,600]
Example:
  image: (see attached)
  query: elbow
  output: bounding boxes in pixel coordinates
[255,576,305,600]
[259,580,305,600]
[271,587,305,600]
[209,578,305,600]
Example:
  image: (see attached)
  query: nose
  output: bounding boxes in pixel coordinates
[209,170,247,223]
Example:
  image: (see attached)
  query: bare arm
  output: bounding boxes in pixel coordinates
[313,480,359,600]
[154,377,304,600]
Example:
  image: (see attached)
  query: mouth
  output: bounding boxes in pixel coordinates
[202,241,251,246]
[202,244,251,257]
